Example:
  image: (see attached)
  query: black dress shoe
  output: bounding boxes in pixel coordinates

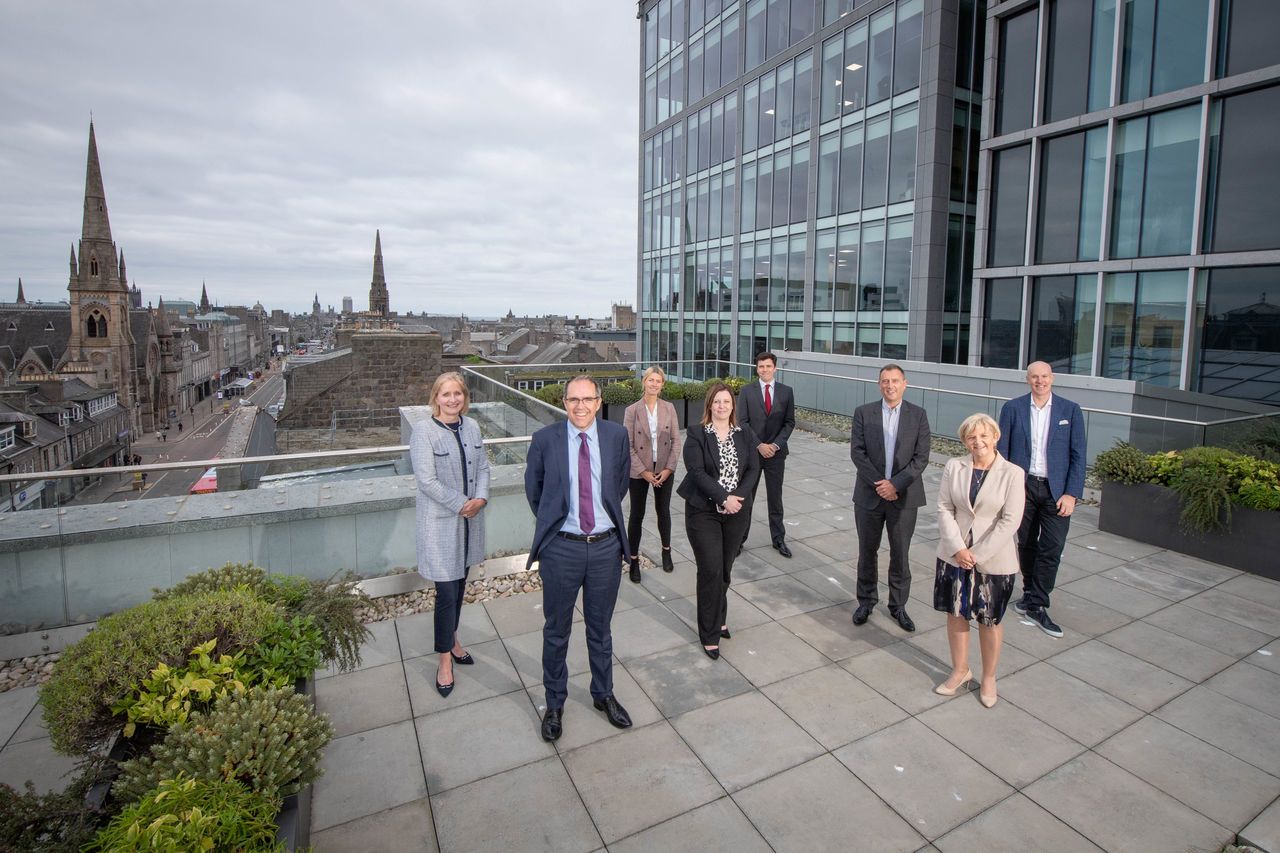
[889,607,916,632]
[703,646,720,660]
[661,549,674,572]
[629,558,642,584]
[774,541,793,558]
[450,651,474,665]
[540,707,563,742]
[592,695,633,729]
[720,627,731,639]
[852,604,873,625]
[435,669,454,698]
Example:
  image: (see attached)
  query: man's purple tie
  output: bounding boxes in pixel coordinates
[578,432,595,534]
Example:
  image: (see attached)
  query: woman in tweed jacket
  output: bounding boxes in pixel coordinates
[410,372,490,697]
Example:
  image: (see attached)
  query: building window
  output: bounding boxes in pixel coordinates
[89,256,99,277]
[887,105,918,204]
[1102,270,1186,387]
[1120,0,1208,103]
[1036,127,1107,263]
[867,6,895,106]
[987,144,1032,267]
[0,429,13,451]
[1217,0,1280,78]
[1195,265,1280,402]
[1030,274,1097,375]
[893,0,923,95]
[1044,0,1116,122]
[1203,85,1280,254]
[1110,104,1199,259]
[995,8,1038,135]
[982,277,1023,368]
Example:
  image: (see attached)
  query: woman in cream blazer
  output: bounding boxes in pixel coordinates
[623,366,682,582]
[933,413,1025,708]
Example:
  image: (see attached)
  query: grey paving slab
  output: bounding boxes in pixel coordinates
[761,663,908,749]
[1099,561,1211,601]
[672,692,824,792]
[1218,572,1280,610]
[665,589,772,636]
[403,637,524,717]
[905,625,1038,680]
[997,662,1143,747]
[727,550,788,583]
[864,597,949,634]
[635,563,699,601]
[311,720,427,832]
[1058,574,1171,619]
[1203,660,1280,720]
[315,662,412,739]
[609,602,698,661]
[999,610,1092,658]
[934,793,1103,853]
[417,691,554,793]
[562,721,723,845]
[1068,531,1165,562]
[734,574,839,619]
[834,718,1013,841]
[623,643,755,718]
[917,694,1086,788]
[1241,795,1280,853]
[1022,752,1231,853]
[779,602,899,661]
[733,755,925,853]
[0,685,39,747]
[311,797,438,853]
[783,490,842,515]
[5,698,46,746]
[788,565,859,603]
[718,621,832,687]
[804,529,858,561]
[778,512,839,540]
[608,796,772,853]
[482,589,562,638]
[1096,715,1280,831]
[1059,541,1129,574]
[1046,639,1193,712]
[317,618,401,679]
[1251,639,1280,675]
[1096,620,1237,683]
[1143,601,1272,657]
[1156,686,1280,776]
[526,665,662,753]
[431,757,602,853]
[1128,549,1241,586]
[1183,587,1280,637]
[1025,588,1131,638]
[394,602,498,660]
[841,642,953,716]
[502,625,593,689]
[0,736,79,794]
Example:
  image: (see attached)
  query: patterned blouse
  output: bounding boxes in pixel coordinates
[706,423,742,494]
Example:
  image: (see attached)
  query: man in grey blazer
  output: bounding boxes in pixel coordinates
[737,351,797,557]
[849,364,931,632]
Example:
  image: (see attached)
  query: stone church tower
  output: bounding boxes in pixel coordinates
[62,122,137,410]
[368,230,389,317]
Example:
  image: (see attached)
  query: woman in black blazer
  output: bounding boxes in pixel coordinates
[676,382,761,659]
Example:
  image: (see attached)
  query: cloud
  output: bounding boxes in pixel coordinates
[0,1,640,318]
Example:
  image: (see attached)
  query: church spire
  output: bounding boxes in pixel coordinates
[69,246,78,279]
[81,121,114,244]
[155,296,173,335]
[15,279,25,305]
[199,281,210,313]
[369,229,389,317]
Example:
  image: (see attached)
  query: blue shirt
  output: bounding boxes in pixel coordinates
[882,401,901,479]
[563,419,612,535]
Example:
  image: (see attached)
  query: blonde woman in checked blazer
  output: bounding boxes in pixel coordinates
[410,372,490,699]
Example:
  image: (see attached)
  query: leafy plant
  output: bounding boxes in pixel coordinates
[1232,417,1280,464]
[85,775,285,853]
[1171,463,1232,535]
[533,383,564,407]
[1092,441,1153,485]
[41,589,279,755]
[600,378,639,406]
[0,760,110,853]
[720,374,749,394]
[114,687,333,803]
[111,639,286,737]
[244,615,326,682]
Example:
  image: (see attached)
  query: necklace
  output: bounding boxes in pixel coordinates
[973,466,989,490]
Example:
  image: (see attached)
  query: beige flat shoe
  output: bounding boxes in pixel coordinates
[934,669,973,696]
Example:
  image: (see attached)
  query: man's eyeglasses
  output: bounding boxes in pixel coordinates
[564,396,600,406]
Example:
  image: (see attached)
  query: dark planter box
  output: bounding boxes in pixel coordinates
[1099,481,1280,581]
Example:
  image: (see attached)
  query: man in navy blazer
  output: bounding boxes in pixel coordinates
[526,375,633,741]
[737,351,797,557]
[997,362,1086,639]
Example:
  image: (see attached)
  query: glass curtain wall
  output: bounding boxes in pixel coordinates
[1203,85,1280,254]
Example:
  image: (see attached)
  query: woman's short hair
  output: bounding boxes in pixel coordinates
[429,371,470,417]
[958,412,1000,443]
[641,365,666,383]
[700,382,737,427]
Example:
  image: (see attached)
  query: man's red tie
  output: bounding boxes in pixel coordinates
[764,384,772,415]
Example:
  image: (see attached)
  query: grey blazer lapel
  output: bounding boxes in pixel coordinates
[865,406,886,471]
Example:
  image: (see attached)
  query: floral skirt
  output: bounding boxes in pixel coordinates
[933,559,1016,627]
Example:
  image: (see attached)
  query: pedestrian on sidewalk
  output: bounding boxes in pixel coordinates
[178,422,183,433]
[155,430,162,442]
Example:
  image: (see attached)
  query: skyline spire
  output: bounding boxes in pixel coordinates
[80,121,113,245]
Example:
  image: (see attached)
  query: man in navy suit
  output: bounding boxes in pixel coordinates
[997,362,1086,639]
[526,375,633,741]
[737,351,797,557]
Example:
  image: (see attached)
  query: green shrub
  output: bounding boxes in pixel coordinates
[85,776,284,853]
[0,761,110,853]
[721,375,749,394]
[114,687,333,803]
[1171,463,1232,535]
[1232,417,1280,464]
[1092,441,1153,485]
[244,615,327,682]
[601,379,640,406]
[41,589,279,755]
[533,383,564,407]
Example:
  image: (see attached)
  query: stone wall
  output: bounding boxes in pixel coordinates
[279,331,442,429]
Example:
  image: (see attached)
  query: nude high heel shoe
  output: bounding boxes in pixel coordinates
[934,669,973,696]
[980,689,998,708]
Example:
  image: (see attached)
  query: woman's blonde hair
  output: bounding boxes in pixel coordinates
[429,371,470,417]
[957,412,1000,444]
[641,365,667,384]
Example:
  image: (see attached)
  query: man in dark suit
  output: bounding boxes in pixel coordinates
[737,351,797,557]
[849,364,932,632]
[525,375,633,741]
[997,361,1086,639]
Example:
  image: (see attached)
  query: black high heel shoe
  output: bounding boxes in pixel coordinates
[703,646,720,660]
[720,627,731,639]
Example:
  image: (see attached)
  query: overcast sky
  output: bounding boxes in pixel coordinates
[0,1,639,318]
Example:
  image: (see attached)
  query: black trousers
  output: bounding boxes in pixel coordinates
[540,532,623,709]
[433,567,471,654]
[687,501,751,646]
[744,453,786,546]
[627,475,673,559]
[1017,477,1071,610]
[854,501,918,610]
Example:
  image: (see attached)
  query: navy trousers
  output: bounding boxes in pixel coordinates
[540,531,623,710]
[433,567,470,654]
[1017,476,1071,610]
